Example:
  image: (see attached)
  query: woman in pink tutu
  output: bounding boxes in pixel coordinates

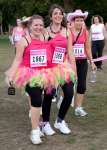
[41,4,77,136]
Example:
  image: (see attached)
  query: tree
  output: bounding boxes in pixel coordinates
[63,0,73,12]
[0,11,3,34]
[0,0,107,33]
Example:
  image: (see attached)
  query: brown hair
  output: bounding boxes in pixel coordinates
[91,15,103,24]
[49,4,66,27]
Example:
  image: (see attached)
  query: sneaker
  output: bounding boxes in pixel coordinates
[30,128,42,145]
[75,107,88,117]
[57,96,63,109]
[54,120,71,134]
[42,122,55,136]
[52,97,57,102]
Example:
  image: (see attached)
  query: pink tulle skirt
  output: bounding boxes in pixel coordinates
[13,60,75,90]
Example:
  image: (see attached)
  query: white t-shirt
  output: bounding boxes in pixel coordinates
[90,23,105,41]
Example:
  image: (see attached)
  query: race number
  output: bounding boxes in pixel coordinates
[52,47,66,64]
[30,49,47,67]
[73,44,85,58]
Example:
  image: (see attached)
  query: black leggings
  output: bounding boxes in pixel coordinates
[42,81,74,121]
[76,59,88,94]
[25,84,43,107]
[92,40,105,68]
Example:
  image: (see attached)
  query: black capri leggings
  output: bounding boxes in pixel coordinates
[76,59,88,94]
[42,81,74,121]
[25,84,43,107]
[92,40,105,68]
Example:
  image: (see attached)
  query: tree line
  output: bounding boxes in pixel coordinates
[0,0,107,33]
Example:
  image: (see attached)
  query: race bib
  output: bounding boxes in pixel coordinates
[30,49,47,67]
[73,44,85,58]
[52,47,66,64]
[92,32,102,40]
[14,35,22,42]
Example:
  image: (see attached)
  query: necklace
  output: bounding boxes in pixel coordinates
[50,24,62,34]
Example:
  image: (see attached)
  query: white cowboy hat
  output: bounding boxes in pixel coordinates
[21,16,31,23]
[67,9,88,22]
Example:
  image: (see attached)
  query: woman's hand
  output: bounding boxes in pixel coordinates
[91,61,97,71]
[5,68,15,86]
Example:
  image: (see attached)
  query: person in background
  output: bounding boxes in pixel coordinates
[8,25,14,45]
[67,9,96,116]
[11,18,25,46]
[90,15,106,70]
[21,16,31,36]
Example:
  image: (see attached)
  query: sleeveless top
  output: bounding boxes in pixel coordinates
[49,34,68,64]
[21,38,54,70]
[90,24,105,41]
[71,29,87,59]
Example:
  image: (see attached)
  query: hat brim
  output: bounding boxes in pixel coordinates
[21,17,31,23]
[67,12,88,22]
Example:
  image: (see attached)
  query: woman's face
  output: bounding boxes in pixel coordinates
[17,19,22,26]
[94,17,99,24]
[30,19,44,36]
[51,8,63,24]
[74,17,84,29]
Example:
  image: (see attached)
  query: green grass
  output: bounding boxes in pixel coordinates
[0,35,9,46]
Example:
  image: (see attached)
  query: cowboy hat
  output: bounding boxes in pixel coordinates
[21,16,31,23]
[67,9,88,22]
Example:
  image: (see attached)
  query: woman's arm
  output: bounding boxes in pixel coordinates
[103,25,107,41]
[85,30,96,70]
[5,38,27,80]
[67,30,77,77]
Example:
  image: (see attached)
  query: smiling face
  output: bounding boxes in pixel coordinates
[30,18,44,37]
[74,17,84,30]
[51,8,64,24]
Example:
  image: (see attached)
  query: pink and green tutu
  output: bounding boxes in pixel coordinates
[13,59,76,91]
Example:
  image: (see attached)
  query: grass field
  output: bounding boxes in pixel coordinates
[0,35,107,150]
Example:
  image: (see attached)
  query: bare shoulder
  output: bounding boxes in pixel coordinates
[44,27,50,40]
[61,27,71,37]
[46,26,50,31]
[16,36,29,48]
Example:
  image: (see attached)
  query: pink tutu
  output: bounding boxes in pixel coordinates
[13,59,75,90]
